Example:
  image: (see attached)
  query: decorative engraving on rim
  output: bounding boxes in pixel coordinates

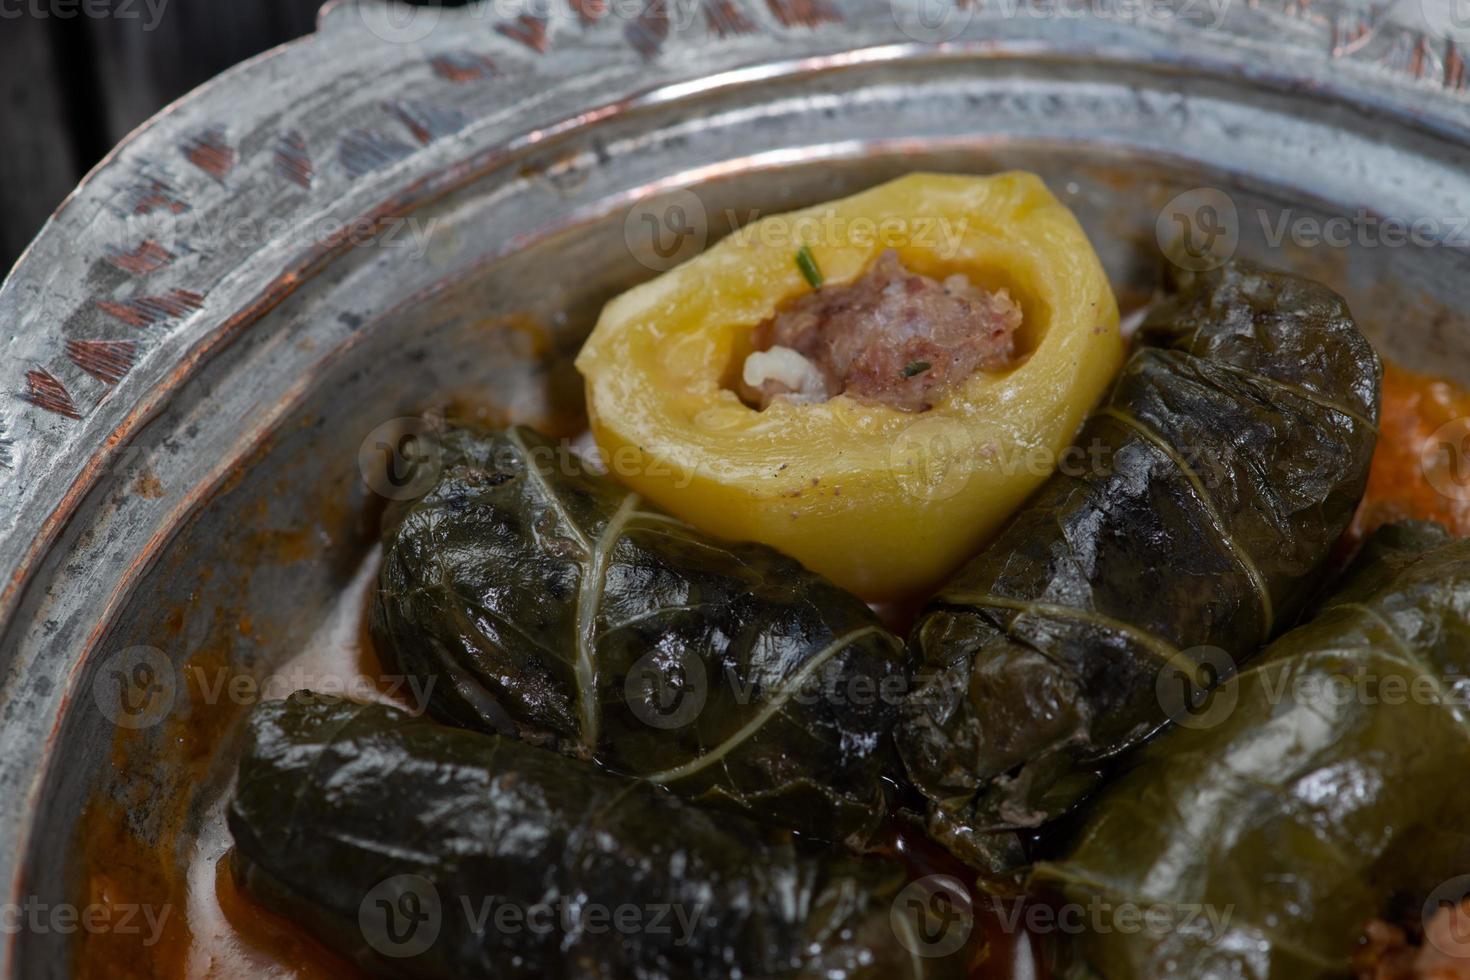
[765,0,840,28]
[65,341,138,386]
[339,129,417,178]
[1413,38,1459,90]
[383,100,470,145]
[429,51,497,82]
[119,175,190,216]
[1448,43,1467,89]
[570,0,608,24]
[97,290,207,328]
[275,131,315,189]
[705,0,757,36]
[21,370,81,420]
[1268,0,1470,93]
[627,0,670,58]
[181,128,237,182]
[498,14,550,52]
[105,240,175,276]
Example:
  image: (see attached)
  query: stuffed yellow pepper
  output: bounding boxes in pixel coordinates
[576,172,1123,600]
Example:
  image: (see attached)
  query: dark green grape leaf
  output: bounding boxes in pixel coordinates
[898,260,1382,867]
[371,425,908,847]
[1031,521,1470,979]
[229,694,970,980]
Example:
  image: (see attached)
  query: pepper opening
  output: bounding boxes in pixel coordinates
[736,249,1024,413]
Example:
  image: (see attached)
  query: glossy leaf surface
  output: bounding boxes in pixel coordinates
[229,694,967,980]
[1031,522,1470,979]
[371,425,907,846]
[897,261,1382,867]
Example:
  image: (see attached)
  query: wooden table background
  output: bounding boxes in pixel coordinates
[0,0,349,274]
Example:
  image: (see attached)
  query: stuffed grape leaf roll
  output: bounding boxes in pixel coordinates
[897,260,1381,868]
[371,424,908,847]
[1030,521,1470,979]
[229,694,968,980]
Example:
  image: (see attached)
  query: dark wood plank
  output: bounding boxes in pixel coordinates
[0,19,82,275]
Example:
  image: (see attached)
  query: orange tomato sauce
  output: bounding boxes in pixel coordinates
[1349,362,1470,545]
[74,552,386,980]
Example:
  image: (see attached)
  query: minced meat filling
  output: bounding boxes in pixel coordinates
[739,249,1023,413]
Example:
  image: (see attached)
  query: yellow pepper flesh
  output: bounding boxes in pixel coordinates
[576,172,1123,601]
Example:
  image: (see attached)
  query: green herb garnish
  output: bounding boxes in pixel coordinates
[795,246,823,289]
[902,360,932,378]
